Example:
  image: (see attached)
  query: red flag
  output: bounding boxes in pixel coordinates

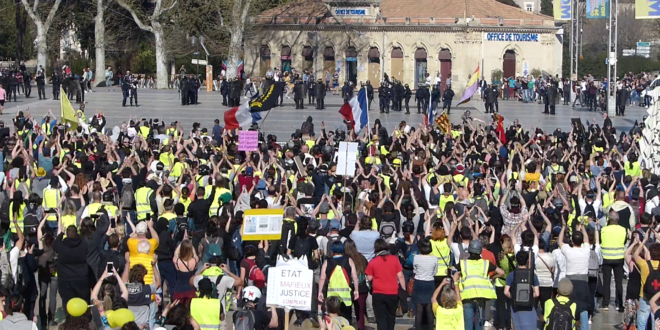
[338,102,355,127]
[494,114,506,144]
[435,113,451,135]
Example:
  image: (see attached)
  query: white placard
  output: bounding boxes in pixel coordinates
[336,141,359,176]
[265,265,314,311]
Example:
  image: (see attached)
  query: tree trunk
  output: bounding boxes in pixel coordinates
[94,0,106,87]
[153,26,168,89]
[226,30,242,79]
[14,0,26,69]
[35,25,47,72]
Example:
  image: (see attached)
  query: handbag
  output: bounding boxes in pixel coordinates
[407,276,415,295]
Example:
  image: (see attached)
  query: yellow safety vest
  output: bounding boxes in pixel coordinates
[139,126,150,139]
[160,212,176,221]
[159,152,174,169]
[459,259,496,300]
[41,123,52,136]
[61,214,77,229]
[87,202,103,217]
[201,266,225,277]
[625,162,641,178]
[166,127,179,139]
[190,298,221,330]
[135,187,153,221]
[439,194,455,212]
[42,188,61,221]
[327,258,352,306]
[9,201,25,233]
[453,174,468,187]
[171,161,187,179]
[206,186,230,216]
[180,197,191,213]
[76,110,86,123]
[431,239,452,276]
[600,224,626,260]
[104,204,119,218]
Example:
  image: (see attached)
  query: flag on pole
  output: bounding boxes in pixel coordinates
[250,82,284,112]
[435,112,451,135]
[457,65,481,106]
[224,102,253,130]
[339,87,369,133]
[60,87,77,130]
[428,90,437,124]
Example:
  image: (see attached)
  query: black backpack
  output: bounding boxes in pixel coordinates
[294,236,311,259]
[23,206,39,237]
[511,268,535,307]
[546,297,574,330]
[643,261,660,299]
[0,191,10,226]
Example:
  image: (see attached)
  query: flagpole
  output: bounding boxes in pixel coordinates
[258,110,272,130]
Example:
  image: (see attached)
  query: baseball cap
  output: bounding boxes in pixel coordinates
[246,167,254,176]
[557,278,573,296]
[319,202,330,214]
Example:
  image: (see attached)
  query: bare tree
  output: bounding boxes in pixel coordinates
[217,0,254,79]
[94,0,111,87]
[20,0,63,72]
[117,0,177,88]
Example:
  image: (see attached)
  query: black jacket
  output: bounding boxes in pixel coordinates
[315,82,325,98]
[187,187,216,230]
[53,233,89,280]
[404,87,412,99]
[442,89,455,102]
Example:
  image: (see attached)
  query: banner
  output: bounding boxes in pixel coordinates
[250,82,284,112]
[554,0,572,20]
[241,209,284,240]
[635,0,660,19]
[238,131,259,151]
[266,256,314,311]
[60,87,77,130]
[586,0,610,18]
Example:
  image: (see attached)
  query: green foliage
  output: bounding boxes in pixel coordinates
[0,0,35,62]
[530,68,542,78]
[491,69,503,82]
[131,42,157,74]
[541,0,553,16]
[64,52,91,76]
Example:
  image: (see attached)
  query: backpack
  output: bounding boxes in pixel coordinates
[245,258,265,289]
[457,243,469,262]
[546,297,574,330]
[172,217,189,242]
[330,317,356,330]
[294,236,311,259]
[325,235,343,258]
[228,228,244,261]
[584,200,602,219]
[279,220,297,255]
[301,121,313,135]
[202,237,223,263]
[379,221,397,245]
[403,239,419,269]
[512,268,535,307]
[120,184,135,208]
[588,245,600,278]
[643,261,660,299]
[233,309,255,330]
[23,205,39,237]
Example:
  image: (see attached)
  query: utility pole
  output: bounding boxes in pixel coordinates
[570,0,574,80]
[606,0,618,116]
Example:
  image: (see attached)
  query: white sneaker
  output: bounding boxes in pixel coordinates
[484,321,492,328]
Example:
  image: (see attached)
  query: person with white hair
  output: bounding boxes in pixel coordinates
[127,219,159,285]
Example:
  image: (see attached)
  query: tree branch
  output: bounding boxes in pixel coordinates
[161,0,177,15]
[239,0,253,28]
[21,0,41,26]
[32,0,38,13]
[117,0,154,33]
[43,0,63,32]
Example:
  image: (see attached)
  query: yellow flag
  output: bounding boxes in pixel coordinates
[60,87,77,130]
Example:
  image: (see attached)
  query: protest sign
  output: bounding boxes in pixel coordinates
[266,256,314,311]
[241,209,283,240]
[336,141,358,176]
[238,130,259,151]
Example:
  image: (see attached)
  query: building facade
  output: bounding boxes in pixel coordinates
[245,0,562,93]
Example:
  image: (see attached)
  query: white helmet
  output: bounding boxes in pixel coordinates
[242,286,261,302]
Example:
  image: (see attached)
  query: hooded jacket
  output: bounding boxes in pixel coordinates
[606,200,636,231]
[52,232,89,280]
[0,313,37,330]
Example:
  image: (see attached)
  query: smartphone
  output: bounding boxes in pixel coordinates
[106,262,114,276]
[110,216,116,228]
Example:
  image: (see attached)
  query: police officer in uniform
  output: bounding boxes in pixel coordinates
[51,72,61,100]
[23,70,31,98]
[415,84,424,114]
[396,82,404,112]
[191,75,200,105]
[378,83,386,113]
[366,81,374,110]
[294,79,305,109]
[382,83,391,113]
[122,75,131,107]
[315,79,325,109]
[308,79,316,105]
[431,85,441,111]
[391,81,400,111]
[128,72,138,106]
[404,84,412,114]
[442,85,455,114]
[546,80,558,115]
[36,70,46,100]
[8,73,18,102]
[342,82,352,103]
[231,77,241,106]
[220,77,229,106]
[181,75,190,105]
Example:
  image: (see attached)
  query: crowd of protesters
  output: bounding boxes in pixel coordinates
[0,69,655,330]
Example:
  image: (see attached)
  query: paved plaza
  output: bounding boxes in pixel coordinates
[3,88,642,329]
[3,88,649,138]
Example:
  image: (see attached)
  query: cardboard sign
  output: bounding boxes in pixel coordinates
[238,131,259,151]
[336,142,359,176]
[266,258,314,311]
[241,209,283,240]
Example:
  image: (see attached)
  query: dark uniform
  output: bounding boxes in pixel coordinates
[616,84,629,116]
[485,85,498,113]
[546,82,557,115]
[294,80,305,109]
[396,83,404,112]
[231,78,242,106]
[8,74,18,102]
[366,82,374,110]
[181,76,190,105]
[220,78,229,106]
[129,75,138,106]
[23,71,31,98]
[308,80,316,105]
[315,80,326,109]
[122,77,131,107]
[391,82,400,111]
[403,84,412,114]
[381,84,391,113]
[36,71,46,99]
[190,76,200,105]
[431,85,441,112]
[51,73,60,100]
[342,82,353,103]
[442,86,455,114]
[415,85,424,114]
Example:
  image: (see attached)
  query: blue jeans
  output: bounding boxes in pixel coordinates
[122,210,137,236]
[639,298,652,330]
[579,310,589,330]
[106,78,112,88]
[463,299,485,330]
[158,260,176,299]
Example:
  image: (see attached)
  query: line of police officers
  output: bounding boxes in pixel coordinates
[218,77,244,107]
[179,74,202,106]
[376,81,455,115]
[1,67,50,102]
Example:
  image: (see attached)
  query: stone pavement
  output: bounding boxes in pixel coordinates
[3,89,648,138]
[2,88,632,329]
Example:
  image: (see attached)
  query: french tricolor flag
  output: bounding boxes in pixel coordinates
[339,87,369,133]
[224,92,260,130]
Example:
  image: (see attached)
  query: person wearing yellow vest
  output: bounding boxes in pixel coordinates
[600,210,625,311]
[82,191,104,219]
[190,278,223,330]
[318,240,359,318]
[458,240,504,330]
[9,191,26,236]
[431,273,464,330]
[430,223,452,286]
[42,177,62,227]
[135,183,156,222]
[60,200,79,230]
[101,191,119,219]
[139,120,150,139]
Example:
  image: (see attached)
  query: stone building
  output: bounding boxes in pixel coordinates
[244,0,562,93]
